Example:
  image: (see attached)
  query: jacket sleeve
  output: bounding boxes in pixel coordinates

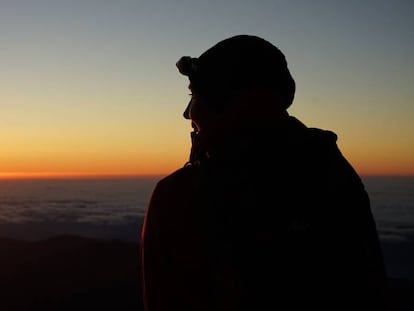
[140,168,210,311]
[141,181,175,311]
[327,143,391,309]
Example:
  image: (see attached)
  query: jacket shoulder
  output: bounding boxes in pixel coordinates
[306,127,338,145]
[156,165,201,191]
[149,165,202,213]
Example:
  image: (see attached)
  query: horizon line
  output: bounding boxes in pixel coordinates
[0,172,413,180]
[0,172,165,180]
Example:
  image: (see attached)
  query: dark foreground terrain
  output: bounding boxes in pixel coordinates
[0,236,142,311]
[0,236,413,311]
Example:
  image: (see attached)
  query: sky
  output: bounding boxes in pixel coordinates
[0,0,413,178]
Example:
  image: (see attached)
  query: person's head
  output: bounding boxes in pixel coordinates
[176,34,295,132]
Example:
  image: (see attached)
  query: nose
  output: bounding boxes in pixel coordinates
[183,99,191,119]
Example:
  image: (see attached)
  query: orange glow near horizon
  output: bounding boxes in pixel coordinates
[0,157,182,178]
[0,172,163,180]
[1,157,413,179]
[0,146,190,179]
[1,122,413,179]
[1,138,414,179]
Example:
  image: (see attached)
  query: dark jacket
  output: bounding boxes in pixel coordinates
[141,116,389,310]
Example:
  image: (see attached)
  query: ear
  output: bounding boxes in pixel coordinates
[227,86,285,113]
[214,86,286,129]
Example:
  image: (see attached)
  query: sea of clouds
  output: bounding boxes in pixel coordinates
[0,176,413,279]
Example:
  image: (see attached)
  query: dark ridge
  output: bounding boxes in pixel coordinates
[0,235,413,311]
[0,235,142,311]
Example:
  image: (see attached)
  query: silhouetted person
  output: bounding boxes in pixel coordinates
[141,34,389,310]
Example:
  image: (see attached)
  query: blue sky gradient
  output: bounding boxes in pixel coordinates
[0,0,413,176]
